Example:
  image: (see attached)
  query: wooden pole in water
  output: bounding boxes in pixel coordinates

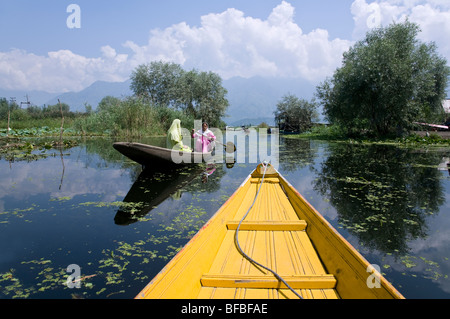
[7,108,10,138]
[58,99,64,146]
[7,97,13,137]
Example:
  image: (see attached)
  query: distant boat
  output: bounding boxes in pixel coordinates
[136,163,404,299]
[414,122,449,131]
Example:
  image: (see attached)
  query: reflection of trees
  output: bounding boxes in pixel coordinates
[278,137,318,172]
[314,143,446,256]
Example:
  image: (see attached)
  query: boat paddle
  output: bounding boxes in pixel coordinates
[196,132,236,153]
[215,140,236,153]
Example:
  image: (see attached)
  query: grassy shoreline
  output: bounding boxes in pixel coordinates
[284,126,450,148]
[2,119,450,153]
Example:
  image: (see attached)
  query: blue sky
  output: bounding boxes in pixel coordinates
[0,0,449,93]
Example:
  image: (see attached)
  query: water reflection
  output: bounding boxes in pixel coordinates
[313,143,446,256]
[278,138,319,172]
[114,165,204,225]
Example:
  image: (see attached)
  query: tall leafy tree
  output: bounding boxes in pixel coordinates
[274,94,318,132]
[316,21,449,137]
[130,61,184,106]
[130,61,229,127]
[177,70,228,127]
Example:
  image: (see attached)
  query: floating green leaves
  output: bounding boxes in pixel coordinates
[0,193,213,299]
[0,137,77,162]
[0,259,70,299]
[0,203,40,224]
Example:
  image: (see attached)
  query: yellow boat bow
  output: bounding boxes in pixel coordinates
[136,163,404,299]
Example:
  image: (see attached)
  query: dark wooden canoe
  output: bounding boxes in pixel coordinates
[113,142,212,166]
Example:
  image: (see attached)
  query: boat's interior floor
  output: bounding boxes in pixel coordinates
[197,177,339,299]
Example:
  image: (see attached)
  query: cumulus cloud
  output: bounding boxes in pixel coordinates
[0,47,130,93]
[351,0,450,61]
[0,1,352,93]
[125,2,351,81]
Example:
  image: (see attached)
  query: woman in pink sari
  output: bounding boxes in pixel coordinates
[191,122,216,153]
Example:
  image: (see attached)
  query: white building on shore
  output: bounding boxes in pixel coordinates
[443,99,450,114]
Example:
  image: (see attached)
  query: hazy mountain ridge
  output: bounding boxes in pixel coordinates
[46,80,133,110]
[223,76,316,124]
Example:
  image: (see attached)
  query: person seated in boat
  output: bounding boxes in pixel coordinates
[167,119,192,152]
[191,122,215,153]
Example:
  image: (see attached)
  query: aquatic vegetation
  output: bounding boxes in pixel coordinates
[314,143,446,257]
[0,204,39,224]
[79,200,146,214]
[50,196,72,202]
[0,259,70,298]
[0,127,78,138]
[0,190,214,299]
[0,137,78,162]
[396,134,450,147]
[396,255,449,281]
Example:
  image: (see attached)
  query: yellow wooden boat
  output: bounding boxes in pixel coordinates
[136,163,404,299]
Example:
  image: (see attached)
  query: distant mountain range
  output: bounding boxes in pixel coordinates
[0,76,319,125]
[224,76,317,125]
[0,80,134,112]
[46,80,133,110]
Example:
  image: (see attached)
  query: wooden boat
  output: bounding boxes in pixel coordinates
[413,121,449,131]
[113,142,212,166]
[136,163,404,299]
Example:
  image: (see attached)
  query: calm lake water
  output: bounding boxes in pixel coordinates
[1,130,450,299]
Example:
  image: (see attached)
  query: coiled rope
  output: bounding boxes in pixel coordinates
[234,162,303,299]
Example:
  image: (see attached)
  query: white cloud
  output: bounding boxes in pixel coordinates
[0,1,352,93]
[351,0,450,62]
[0,48,130,93]
[124,1,352,81]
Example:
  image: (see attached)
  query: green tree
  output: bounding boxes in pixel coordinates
[97,96,121,113]
[0,98,10,119]
[316,21,450,137]
[274,94,318,132]
[130,61,184,106]
[176,70,228,126]
[42,102,70,114]
[130,61,229,127]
